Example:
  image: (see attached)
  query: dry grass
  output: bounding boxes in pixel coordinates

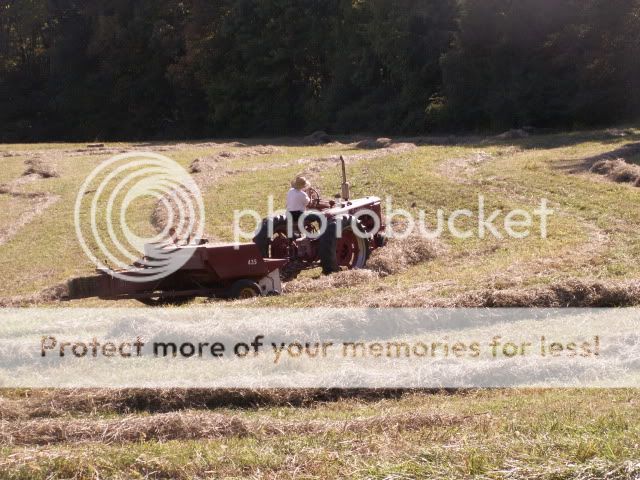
[152,145,283,233]
[0,411,462,446]
[0,184,60,247]
[589,158,640,185]
[284,235,442,293]
[0,195,59,246]
[0,412,248,445]
[0,157,61,247]
[506,461,640,480]
[149,189,204,236]
[437,151,493,183]
[457,278,640,308]
[0,389,411,420]
[22,158,58,178]
[285,269,380,293]
[355,137,393,149]
[1,389,638,478]
[189,146,282,177]
[367,235,444,276]
[352,278,640,308]
[0,282,68,307]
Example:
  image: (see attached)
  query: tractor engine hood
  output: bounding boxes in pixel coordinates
[322,196,382,218]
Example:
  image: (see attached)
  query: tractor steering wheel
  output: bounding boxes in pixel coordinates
[304,187,321,209]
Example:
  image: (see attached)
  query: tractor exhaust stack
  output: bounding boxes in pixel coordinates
[340,155,350,200]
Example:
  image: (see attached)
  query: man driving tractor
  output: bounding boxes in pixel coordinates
[286,175,311,224]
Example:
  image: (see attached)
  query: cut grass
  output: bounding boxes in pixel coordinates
[1,131,640,478]
[1,389,639,479]
[4,130,639,304]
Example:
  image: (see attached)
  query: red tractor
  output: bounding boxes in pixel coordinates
[253,156,386,280]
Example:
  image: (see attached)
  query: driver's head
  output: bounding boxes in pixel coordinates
[291,176,310,190]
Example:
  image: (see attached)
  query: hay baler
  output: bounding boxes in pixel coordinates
[67,242,286,304]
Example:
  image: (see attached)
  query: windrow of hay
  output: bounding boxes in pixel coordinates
[457,278,640,308]
[349,278,640,308]
[189,145,282,176]
[437,151,493,184]
[285,270,379,293]
[68,141,250,156]
[586,142,640,164]
[149,188,205,236]
[154,147,282,234]
[0,186,48,198]
[356,137,393,149]
[503,460,640,480]
[409,135,459,146]
[22,158,58,178]
[589,158,640,186]
[259,412,464,436]
[303,130,331,145]
[0,412,248,445]
[606,128,637,138]
[0,389,411,420]
[367,235,444,276]
[0,191,60,247]
[0,283,69,307]
[190,141,416,185]
[283,235,443,293]
[564,141,640,175]
[0,158,61,246]
[494,128,529,140]
[0,411,464,446]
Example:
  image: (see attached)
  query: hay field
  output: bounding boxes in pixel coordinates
[2,389,640,478]
[1,129,640,478]
[1,129,640,307]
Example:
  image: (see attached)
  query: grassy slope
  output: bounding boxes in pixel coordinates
[2,129,640,305]
[1,130,640,478]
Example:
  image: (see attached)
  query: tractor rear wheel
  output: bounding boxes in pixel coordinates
[230,279,261,299]
[253,214,290,259]
[319,215,369,274]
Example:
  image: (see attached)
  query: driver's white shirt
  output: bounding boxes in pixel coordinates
[286,188,310,212]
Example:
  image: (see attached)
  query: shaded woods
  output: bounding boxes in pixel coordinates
[1,0,639,141]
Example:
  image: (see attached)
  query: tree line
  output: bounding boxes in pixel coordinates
[1,0,638,141]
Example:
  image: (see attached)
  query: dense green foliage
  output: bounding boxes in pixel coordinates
[0,0,638,140]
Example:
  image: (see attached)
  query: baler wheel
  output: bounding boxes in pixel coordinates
[138,295,195,306]
[231,279,261,299]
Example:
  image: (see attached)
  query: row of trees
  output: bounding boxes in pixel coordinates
[1,0,639,140]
